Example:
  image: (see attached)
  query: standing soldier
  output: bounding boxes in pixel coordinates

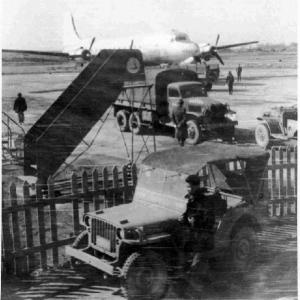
[172,98,187,146]
[179,175,215,272]
[14,93,27,124]
[236,64,242,81]
[226,71,235,95]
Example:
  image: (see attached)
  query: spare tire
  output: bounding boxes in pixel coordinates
[186,120,201,145]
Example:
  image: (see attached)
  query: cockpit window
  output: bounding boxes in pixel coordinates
[175,33,190,42]
[180,84,204,98]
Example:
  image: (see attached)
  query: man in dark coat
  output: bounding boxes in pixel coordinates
[13,93,27,124]
[236,64,242,81]
[180,174,215,270]
[172,98,187,146]
[226,71,235,95]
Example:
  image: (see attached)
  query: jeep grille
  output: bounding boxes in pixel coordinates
[91,218,117,253]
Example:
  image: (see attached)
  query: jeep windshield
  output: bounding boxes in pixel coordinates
[133,165,187,213]
[208,158,266,202]
[180,84,204,98]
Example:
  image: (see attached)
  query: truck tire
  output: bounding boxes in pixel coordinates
[116,110,130,132]
[205,82,212,91]
[129,112,143,135]
[122,251,169,300]
[186,120,201,145]
[230,227,257,274]
[255,124,270,148]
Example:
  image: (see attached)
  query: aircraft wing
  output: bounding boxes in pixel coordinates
[216,41,258,50]
[2,49,69,58]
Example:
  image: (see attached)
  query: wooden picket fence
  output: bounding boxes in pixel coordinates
[2,164,137,275]
[266,146,297,217]
[1,146,297,275]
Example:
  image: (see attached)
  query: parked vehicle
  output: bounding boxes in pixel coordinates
[114,69,237,144]
[66,142,269,300]
[255,105,297,148]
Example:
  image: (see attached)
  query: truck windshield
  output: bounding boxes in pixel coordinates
[180,84,204,98]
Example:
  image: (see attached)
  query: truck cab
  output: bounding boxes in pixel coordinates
[66,142,270,300]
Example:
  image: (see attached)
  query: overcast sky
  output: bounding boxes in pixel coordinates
[1,0,297,50]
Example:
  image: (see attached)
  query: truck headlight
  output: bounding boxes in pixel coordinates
[225,112,237,122]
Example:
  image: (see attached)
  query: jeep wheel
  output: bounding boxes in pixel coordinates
[129,112,143,135]
[255,124,270,148]
[116,110,130,132]
[70,230,88,268]
[186,120,201,145]
[122,251,169,300]
[231,227,257,274]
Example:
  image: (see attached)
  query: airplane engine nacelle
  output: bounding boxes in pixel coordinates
[81,49,92,61]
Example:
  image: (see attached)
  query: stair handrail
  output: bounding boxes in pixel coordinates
[2,111,25,135]
[36,49,118,142]
[2,118,13,150]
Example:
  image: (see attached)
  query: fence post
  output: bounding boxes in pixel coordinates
[36,180,47,270]
[123,165,130,204]
[10,183,26,275]
[112,166,119,206]
[48,176,58,267]
[132,164,137,187]
[2,189,14,274]
[103,167,109,208]
[23,181,35,272]
[278,147,285,203]
[92,169,100,211]
[82,171,90,213]
[71,173,80,236]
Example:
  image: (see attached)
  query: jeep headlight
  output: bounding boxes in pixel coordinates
[117,228,141,240]
[83,215,90,227]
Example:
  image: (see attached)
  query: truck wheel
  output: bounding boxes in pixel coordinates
[122,251,169,300]
[255,124,270,148]
[116,110,130,132]
[129,112,142,135]
[186,120,201,145]
[70,230,89,268]
[205,82,212,91]
[230,227,257,274]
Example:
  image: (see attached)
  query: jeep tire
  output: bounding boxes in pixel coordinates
[70,230,88,268]
[230,227,257,274]
[255,123,270,148]
[186,120,201,145]
[116,110,130,132]
[122,251,168,300]
[129,112,143,135]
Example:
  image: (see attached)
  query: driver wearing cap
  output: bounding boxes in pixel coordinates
[179,174,215,271]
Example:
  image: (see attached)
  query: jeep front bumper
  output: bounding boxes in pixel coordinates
[65,245,117,276]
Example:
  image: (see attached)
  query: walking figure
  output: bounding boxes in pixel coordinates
[14,93,27,124]
[172,98,187,146]
[236,64,242,81]
[226,71,235,95]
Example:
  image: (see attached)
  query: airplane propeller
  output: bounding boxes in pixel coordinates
[80,37,96,60]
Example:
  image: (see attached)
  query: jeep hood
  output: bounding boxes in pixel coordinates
[88,201,181,229]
